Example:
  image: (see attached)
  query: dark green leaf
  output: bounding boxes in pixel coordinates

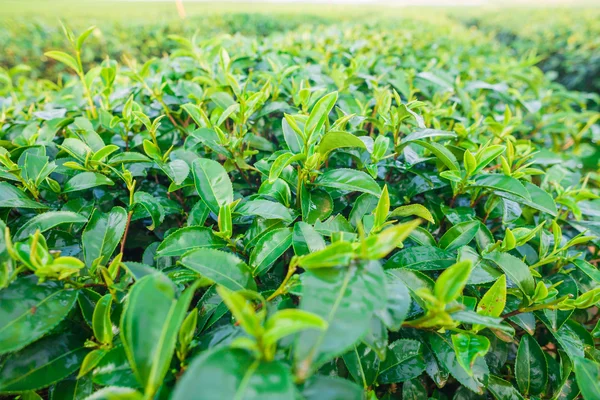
[0,276,78,354]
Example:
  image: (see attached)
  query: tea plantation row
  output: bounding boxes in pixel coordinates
[0,11,599,400]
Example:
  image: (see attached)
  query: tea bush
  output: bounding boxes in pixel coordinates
[459,8,600,94]
[0,13,599,400]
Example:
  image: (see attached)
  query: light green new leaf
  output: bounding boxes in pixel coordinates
[269,152,304,183]
[264,309,327,346]
[389,204,434,223]
[434,260,472,304]
[373,185,390,229]
[216,286,263,338]
[362,219,421,260]
[305,91,338,140]
[474,275,506,332]
[296,241,354,269]
[44,51,79,72]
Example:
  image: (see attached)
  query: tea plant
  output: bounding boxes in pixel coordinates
[0,16,599,400]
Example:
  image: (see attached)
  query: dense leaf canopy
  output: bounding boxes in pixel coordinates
[0,8,599,400]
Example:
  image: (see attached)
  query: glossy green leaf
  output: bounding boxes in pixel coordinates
[439,220,479,251]
[13,211,87,242]
[301,375,363,400]
[50,376,93,400]
[63,172,114,193]
[487,375,525,400]
[91,346,138,388]
[473,175,530,200]
[191,158,233,214]
[434,260,472,304]
[413,139,460,170]
[132,191,164,231]
[92,294,113,346]
[156,226,227,257]
[120,273,198,397]
[250,227,292,275]
[292,221,326,256]
[0,182,48,209]
[0,331,88,393]
[316,168,381,197]
[515,335,547,395]
[237,199,294,224]
[317,130,366,155]
[82,206,127,267]
[376,271,411,331]
[483,251,535,296]
[180,248,256,291]
[429,332,489,394]
[385,246,454,271]
[573,357,600,400]
[305,91,338,139]
[0,276,78,354]
[296,261,386,373]
[173,347,295,400]
[451,333,490,376]
[378,339,426,384]
[343,344,380,387]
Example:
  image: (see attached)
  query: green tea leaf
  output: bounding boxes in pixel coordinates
[180,248,256,291]
[0,276,78,354]
[191,158,233,214]
[515,335,547,395]
[316,168,381,197]
[173,348,295,400]
[82,206,127,267]
[0,332,88,393]
[120,274,198,397]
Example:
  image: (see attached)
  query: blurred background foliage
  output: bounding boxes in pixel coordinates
[1,1,599,96]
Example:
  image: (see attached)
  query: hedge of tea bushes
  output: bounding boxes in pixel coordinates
[459,8,600,95]
[0,14,599,400]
